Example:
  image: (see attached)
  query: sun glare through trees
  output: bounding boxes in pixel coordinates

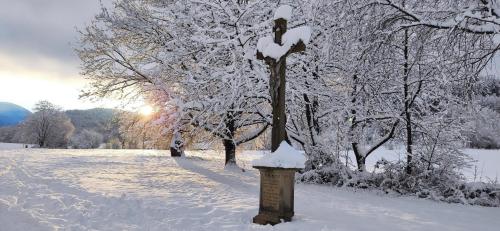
[139,105,154,117]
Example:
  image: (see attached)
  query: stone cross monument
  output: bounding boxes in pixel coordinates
[256,5,310,153]
[253,5,310,225]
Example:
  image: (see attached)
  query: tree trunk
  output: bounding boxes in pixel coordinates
[405,112,413,174]
[224,113,237,165]
[224,139,236,165]
[349,74,364,171]
[403,17,413,175]
[304,93,319,147]
[352,143,366,172]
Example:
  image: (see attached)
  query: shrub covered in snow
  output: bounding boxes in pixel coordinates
[459,183,500,207]
[468,107,500,149]
[468,77,500,149]
[70,129,104,149]
[299,146,351,185]
[299,157,500,207]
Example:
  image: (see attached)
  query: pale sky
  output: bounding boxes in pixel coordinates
[0,0,133,111]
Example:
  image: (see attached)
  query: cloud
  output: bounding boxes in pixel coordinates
[0,0,119,110]
[0,0,107,63]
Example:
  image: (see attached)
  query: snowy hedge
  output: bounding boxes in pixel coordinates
[298,159,500,207]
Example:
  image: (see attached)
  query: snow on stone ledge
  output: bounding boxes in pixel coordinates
[252,141,306,169]
[283,26,312,47]
[256,36,273,53]
[256,26,312,60]
[258,42,290,60]
[273,5,293,21]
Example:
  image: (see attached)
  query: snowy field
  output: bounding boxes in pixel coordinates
[0,143,36,150]
[0,147,499,230]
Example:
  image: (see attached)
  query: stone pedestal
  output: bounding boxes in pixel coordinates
[170,147,182,157]
[253,166,299,225]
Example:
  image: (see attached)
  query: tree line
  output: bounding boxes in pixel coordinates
[0,100,176,150]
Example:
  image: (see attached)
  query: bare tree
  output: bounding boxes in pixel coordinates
[19,101,74,148]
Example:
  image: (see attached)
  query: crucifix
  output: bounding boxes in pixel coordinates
[253,6,311,225]
[256,5,310,152]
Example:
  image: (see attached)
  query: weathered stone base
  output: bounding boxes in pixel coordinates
[252,167,299,225]
[253,211,293,225]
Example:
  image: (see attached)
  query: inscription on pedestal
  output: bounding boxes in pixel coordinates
[261,171,279,210]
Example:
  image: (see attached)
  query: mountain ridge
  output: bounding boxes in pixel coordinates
[0,102,31,127]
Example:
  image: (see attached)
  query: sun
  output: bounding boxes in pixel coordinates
[139,105,154,116]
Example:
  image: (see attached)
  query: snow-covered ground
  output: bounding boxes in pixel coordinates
[1,143,498,182]
[0,148,499,231]
[0,143,36,150]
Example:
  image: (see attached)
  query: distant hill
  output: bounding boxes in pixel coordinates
[0,102,31,127]
[1,107,123,144]
[65,108,121,142]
